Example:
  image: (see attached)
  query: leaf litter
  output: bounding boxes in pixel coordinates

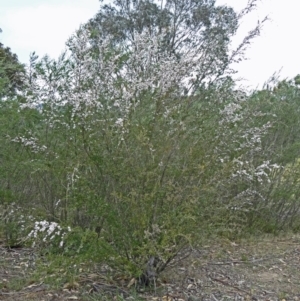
[1,234,300,300]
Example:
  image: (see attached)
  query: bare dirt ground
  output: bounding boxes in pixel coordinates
[1,234,300,301]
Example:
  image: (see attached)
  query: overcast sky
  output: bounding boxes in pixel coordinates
[0,0,298,90]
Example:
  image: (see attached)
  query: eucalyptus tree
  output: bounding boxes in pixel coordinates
[0,40,25,98]
[87,0,266,94]
[0,37,26,201]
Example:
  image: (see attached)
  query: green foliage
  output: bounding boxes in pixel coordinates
[0,202,35,247]
[239,77,300,232]
[62,227,102,258]
[0,42,25,98]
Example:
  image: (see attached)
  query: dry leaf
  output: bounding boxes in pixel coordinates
[88,273,99,279]
[25,283,38,289]
[127,277,136,288]
[63,282,79,289]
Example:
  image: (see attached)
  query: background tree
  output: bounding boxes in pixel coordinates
[244,77,300,231]
[87,0,267,94]
[0,29,25,98]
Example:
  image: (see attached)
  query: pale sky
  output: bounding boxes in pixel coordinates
[0,0,298,90]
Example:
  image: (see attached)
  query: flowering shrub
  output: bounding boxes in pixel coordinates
[27,222,103,260]
[4,0,298,282]
[27,220,71,253]
[0,202,34,247]
[12,36,281,276]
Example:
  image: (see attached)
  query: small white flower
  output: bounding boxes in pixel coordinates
[115,118,124,126]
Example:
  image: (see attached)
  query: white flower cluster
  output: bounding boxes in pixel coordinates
[220,102,243,124]
[239,122,272,152]
[234,188,266,204]
[232,159,281,184]
[11,136,47,153]
[1,203,35,244]
[28,220,71,248]
[230,188,267,212]
[21,25,237,150]
[67,166,80,187]
[115,118,124,127]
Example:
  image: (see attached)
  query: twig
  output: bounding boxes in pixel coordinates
[0,291,27,296]
[209,276,251,295]
[211,293,220,301]
[208,257,270,266]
